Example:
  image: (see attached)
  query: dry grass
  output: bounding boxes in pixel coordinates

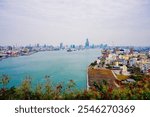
[116,74,129,80]
[88,68,116,87]
[88,68,115,78]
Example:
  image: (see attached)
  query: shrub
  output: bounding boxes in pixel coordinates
[0,75,150,100]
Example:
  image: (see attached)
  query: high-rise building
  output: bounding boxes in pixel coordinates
[129,47,134,55]
[91,44,95,48]
[70,44,75,48]
[37,44,40,47]
[7,46,13,50]
[60,43,63,49]
[44,44,46,48]
[85,38,89,48]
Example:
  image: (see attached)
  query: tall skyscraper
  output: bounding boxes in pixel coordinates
[60,43,63,49]
[85,38,89,48]
[37,44,40,47]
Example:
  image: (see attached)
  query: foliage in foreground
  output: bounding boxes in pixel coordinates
[0,75,150,100]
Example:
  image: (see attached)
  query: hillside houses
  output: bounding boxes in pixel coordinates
[87,47,150,89]
[99,48,150,75]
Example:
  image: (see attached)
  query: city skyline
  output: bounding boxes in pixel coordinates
[0,0,150,46]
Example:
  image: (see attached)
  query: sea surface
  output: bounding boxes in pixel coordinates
[0,49,101,89]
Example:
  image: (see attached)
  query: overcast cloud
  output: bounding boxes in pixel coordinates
[0,0,150,46]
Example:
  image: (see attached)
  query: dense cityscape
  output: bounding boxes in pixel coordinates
[0,38,150,61]
[0,38,108,61]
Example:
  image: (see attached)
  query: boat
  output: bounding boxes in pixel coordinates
[67,48,72,52]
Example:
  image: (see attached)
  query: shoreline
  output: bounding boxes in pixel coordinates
[0,51,45,61]
[86,68,90,90]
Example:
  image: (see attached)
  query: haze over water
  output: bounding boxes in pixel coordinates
[0,49,101,89]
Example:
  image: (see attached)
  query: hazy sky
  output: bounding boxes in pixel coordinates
[0,0,150,46]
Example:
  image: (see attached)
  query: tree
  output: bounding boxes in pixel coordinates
[90,61,97,66]
[0,74,10,88]
[130,66,141,75]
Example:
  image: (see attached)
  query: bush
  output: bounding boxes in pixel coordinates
[0,75,150,100]
[90,61,97,66]
[129,75,142,81]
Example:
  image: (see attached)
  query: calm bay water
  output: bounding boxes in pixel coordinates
[0,49,101,89]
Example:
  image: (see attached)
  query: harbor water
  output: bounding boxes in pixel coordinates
[0,49,101,89]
